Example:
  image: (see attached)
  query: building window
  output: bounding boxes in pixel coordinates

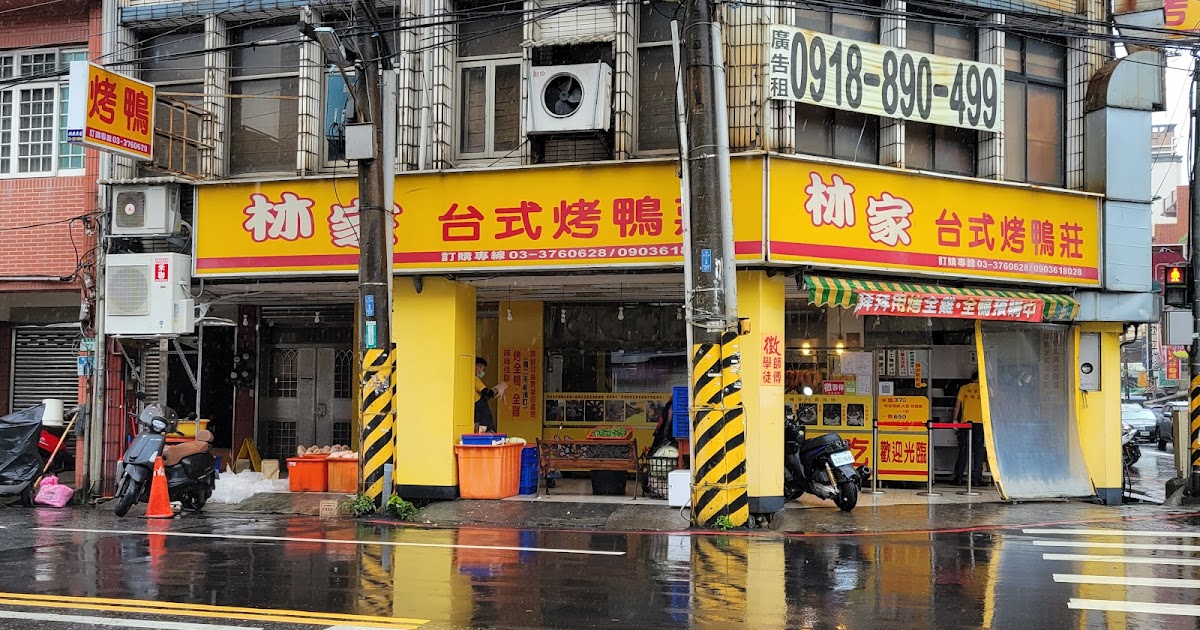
[139,31,205,175]
[0,48,86,177]
[905,19,977,176]
[229,23,300,174]
[636,1,676,153]
[1005,36,1065,187]
[793,10,880,164]
[455,3,523,160]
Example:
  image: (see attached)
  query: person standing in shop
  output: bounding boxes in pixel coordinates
[953,372,986,486]
[474,357,507,433]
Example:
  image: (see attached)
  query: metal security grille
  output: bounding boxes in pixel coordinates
[11,327,80,411]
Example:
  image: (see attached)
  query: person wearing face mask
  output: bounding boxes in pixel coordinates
[474,357,508,433]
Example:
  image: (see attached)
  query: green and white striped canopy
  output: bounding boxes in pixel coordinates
[805,275,1079,321]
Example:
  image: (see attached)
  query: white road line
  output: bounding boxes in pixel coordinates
[1032,540,1200,552]
[1043,553,1200,567]
[1054,573,1200,589]
[1025,528,1200,539]
[33,527,625,556]
[1068,598,1200,617]
[0,609,259,630]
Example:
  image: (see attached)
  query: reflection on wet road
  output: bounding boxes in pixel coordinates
[1,508,1200,628]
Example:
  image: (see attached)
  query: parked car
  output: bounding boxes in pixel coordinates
[1120,404,1158,443]
[1156,401,1188,451]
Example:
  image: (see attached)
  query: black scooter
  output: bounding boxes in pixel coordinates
[114,403,217,517]
[784,405,869,511]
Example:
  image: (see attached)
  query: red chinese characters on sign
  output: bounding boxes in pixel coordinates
[853,290,1043,322]
[328,199,402,249]
[88,75,118,125]
[822,381,846,396]
[879,440,928,465]
[501,347,539,420]
[242,192,316,242]
[123,87,150,134]
[761,335,783,386]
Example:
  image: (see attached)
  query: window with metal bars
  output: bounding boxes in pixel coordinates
[0,47,86,177]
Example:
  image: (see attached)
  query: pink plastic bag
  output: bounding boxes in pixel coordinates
[34,475,74,508]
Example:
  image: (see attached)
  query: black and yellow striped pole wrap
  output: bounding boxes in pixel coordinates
[361,345,397,503]
[691,331,749,528]
[1190,375,1200,483]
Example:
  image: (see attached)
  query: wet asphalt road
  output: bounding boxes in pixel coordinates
[1,501,1200,629]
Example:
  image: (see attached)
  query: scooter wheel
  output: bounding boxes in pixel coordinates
[834,481,858,511]
[113,477,140,517]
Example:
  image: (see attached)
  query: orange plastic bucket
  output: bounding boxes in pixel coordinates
[326,458,360,494]
[455,443,523,499]
[286,457,328,492]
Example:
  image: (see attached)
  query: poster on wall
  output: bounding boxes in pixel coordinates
[878,396,929,431]
[543,393,671,426]
[501,347,539,420]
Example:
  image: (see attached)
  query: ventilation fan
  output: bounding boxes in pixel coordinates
[528,62,613,134]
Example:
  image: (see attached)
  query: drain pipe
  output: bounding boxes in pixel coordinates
[1119,324,1139,402]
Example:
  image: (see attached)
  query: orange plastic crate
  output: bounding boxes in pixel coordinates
[326,458,360,494]
[454,443,523,499]
[286,457,328,492]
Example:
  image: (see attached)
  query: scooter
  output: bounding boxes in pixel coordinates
[1121,422,1141,469]
[0,404,50,507]
[784,405,870,511]
[113,404,217,517]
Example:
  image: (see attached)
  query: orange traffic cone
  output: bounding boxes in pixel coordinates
[142,455,175,520]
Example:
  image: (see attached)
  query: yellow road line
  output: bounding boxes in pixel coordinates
[0,593,427,629]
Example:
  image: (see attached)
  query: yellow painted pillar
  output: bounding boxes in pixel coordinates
[736,271,786,513]
[497,301,544,443]
[392,277,477,498]
[1075,322,1124,504]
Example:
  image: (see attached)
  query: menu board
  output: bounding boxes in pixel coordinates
[543,393,671,426]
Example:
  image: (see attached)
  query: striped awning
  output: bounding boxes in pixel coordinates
[806,275,1079,321]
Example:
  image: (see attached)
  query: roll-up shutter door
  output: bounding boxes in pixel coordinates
[10,327,81,411]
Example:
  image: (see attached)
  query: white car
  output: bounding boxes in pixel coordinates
[1121,404,1158,443]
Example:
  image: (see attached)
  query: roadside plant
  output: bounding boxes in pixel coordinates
[385,495,419,521]
[715,515,735,531]
[343,493,376,518]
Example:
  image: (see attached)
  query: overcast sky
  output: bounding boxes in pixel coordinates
[1156,53,1195,196]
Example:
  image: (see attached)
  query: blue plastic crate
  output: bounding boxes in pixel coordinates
[461,433,507,445]
[672,386,689,439]
[519,445,539,494]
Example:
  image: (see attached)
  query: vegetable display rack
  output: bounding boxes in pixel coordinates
[585,426,634,441]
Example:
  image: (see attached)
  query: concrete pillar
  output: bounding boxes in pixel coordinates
[1075,322,1124,505]
[737,271,785,513]
[392,277,476,498]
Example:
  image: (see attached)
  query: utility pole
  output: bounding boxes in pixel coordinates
[1189,53,1200,495]
[353,0,396,507]
[681,0,747,528]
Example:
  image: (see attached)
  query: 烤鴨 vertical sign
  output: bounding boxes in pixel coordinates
[67,61,155,161]
[765,25,1004,133]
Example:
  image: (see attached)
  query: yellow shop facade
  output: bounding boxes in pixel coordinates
[191,151,1128,509]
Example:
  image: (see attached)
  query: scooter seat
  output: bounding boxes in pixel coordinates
[162,433,213,467]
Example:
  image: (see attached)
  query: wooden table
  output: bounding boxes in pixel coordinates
[536,438,640,498]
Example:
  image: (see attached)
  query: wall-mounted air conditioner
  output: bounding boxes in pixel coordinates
[528,62,613,134]
[111,184,181,237]
[104,253,195,336]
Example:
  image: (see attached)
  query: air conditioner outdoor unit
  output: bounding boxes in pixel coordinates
[104,253,195,336]
[528,62,613,134]
[111,184,181,236]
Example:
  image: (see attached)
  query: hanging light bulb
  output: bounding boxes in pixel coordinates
[676,306,683,320]
[801,340,812,356]
[618,306,625,321]
[314,312,321,324]
[927,317,933,327]
[506,307,513,322]
[873,316,881,329]
[560,308,567,324]
[242,314,249,326]
[835,335,845,355]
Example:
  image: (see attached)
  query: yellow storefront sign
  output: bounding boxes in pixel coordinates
[767,156,1101,286]
[66,62,155,161]
[878,396,930,431]
[195,159,764,276]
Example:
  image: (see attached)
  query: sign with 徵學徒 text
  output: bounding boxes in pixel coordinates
[67,61,155,161]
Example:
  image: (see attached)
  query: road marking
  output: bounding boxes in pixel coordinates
[1069,598,1200,617]
[0,609,258,629]
[0,593,425,629]
[1043,553,1200,567]
[1026,528,1200,539]
[1032,539,1200,552]
[1054,573,1200,589]
[34,527,624,556]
